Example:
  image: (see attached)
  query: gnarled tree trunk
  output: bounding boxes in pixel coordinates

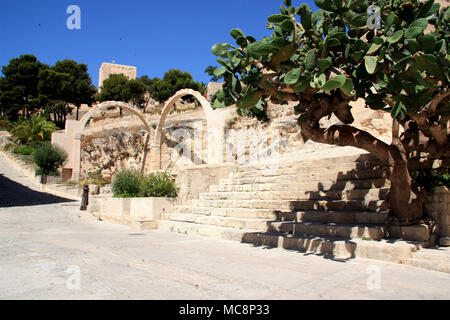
[299,94,425,224]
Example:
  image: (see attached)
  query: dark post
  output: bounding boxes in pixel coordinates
[80,185,89,211]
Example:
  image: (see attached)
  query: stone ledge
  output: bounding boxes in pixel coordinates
[88,196,176,227]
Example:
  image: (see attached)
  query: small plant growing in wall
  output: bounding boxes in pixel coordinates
[33,142,67,183]
[80,167,110,187]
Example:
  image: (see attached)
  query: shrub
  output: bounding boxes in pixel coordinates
[11,116,58,144]
[111,168,179,198]
[27,140,46,150]
[13,145,33,155]
[79,172,110,187]
[33,143,67,176]
[111,169,142,197]
[411,167,450,193]
[140,171,178,198]
[0,119,11,131]
[2,142,15,151]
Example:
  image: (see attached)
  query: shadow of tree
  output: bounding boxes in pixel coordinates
[0,174,74,208]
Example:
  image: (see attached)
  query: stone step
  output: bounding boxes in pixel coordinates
[200,188,389,202]
[165,212,269,230]
[400,247,450,273]
[267,221,430,241]
[136,221,159,230]
[222,168,385,185]
[220,175,297,185]
[209,179,390,193]
[236,153,380,172]
[158,220,261,242]
[241,232,416,263]
[268,221,385,240]
[172,206,279,219]
[230,164,384,180]
[158,219,424,264]
[408,247,450,260]
[401,258,450,273]
[187,199,387,212]
[277,210,389,224]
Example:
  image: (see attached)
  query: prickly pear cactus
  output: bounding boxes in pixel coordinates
[211,0,449,223]
[212,0,449,121]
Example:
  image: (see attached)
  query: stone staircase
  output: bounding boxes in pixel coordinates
[159,154,434,265]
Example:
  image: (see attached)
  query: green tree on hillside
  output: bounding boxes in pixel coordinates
[149,69,205,103]
[51,59,97,120]
[138,75,157,91]
[0,54,48,120]
[97,74,130,102]
[211,0,449,224]
[124,79,148,108]
[38,59,96,126]
[0,76,22,121]
[97,74,148,112]
[204,65,223,82]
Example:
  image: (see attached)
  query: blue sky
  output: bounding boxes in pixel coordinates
[0,0,318,87]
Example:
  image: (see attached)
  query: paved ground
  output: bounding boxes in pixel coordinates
[0,155,449,300]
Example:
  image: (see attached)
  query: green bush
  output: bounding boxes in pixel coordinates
[11,116,57,144]
[411,167,450,193]
[111,169,178,198]
[27,140,46,150]
[2,142,16,151]
[111,169,142,197]
[0,119,11,131]
[140,171,178,198]
[13,145,34,155]
[33,143,67,176]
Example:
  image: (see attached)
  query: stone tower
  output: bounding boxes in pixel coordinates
[98,62,137,90]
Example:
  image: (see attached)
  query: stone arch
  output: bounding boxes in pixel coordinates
[74,101,151,180]
[153,89,213,147]
[80,101,151,132]
[150,89,215,170]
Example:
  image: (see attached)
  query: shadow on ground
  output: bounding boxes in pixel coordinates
[0,174,75,207]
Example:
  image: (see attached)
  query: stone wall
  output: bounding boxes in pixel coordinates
[80,114,209,179]
[174,163,236,205]
[0,131,11,148]
[425,186,450,244]
[80,128,148,180]
[159,118,208,169]
[222,98,392,165]
[207,82,223,98]
[78,97,394,179]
